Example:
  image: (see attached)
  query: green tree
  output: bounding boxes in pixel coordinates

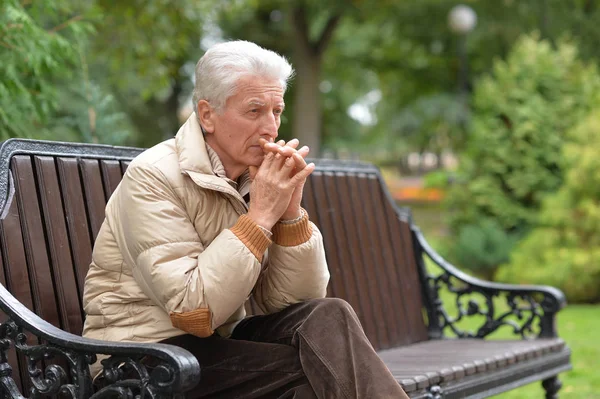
[439,34,600,278]
[218,0,350,155]
[446,33,600,234]
[0,0,92,139]
[84,1,209,147]
[496,109,600,303]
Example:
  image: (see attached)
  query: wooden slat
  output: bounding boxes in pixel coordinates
[322,173,363,327]
[303,174,335,298]
[382,194,429,343]
[13,157,72,388]
[57,158,93,301]
[0,222,23,392]
[34,156,83,335]
[310,172,345,301]
[332,173,380,347]
[398,220,429,342]
[347,174,390,349]
[369,178,412,347]
[100,160,123,200]
[0,197,35,393]
[300,175,318,228]
[385,211,426,343]
[348,175,391,349]
[120,160,130,175]
[356,176,398,349]
[13,155,73,389]
[12,156,61,328]
[79,159,107,241]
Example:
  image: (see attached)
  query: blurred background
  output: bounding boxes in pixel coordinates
[2,0,600,397]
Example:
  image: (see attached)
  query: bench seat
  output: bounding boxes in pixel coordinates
[380,338,569,398]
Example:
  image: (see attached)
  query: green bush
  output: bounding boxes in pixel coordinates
[423,169,452,189]
[446,33,600,234]
[446,218,519,280]
[496,110,600,303]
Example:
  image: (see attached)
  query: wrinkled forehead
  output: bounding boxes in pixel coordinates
[229,75,286,105]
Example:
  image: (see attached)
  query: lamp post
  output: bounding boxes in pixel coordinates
[448,5,477,99]
[448,5,477,133]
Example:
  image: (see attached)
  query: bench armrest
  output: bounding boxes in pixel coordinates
[0,284,200,398]
[413,227,566,340]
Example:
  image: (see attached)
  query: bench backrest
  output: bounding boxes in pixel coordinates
[0,140,428,391]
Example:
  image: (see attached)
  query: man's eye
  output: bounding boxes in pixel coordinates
[250,109,259,113]
[274,109,283,115]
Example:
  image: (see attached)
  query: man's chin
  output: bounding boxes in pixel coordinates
[247,155,264,168]
[247,146,265,162]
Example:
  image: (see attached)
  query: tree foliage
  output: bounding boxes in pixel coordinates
[6,0,600,156]
[0,0,93,139]
[446,34,600,234]
[496,109,600,303]
[86,1,209,146]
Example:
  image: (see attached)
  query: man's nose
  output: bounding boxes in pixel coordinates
[262,113,279,139]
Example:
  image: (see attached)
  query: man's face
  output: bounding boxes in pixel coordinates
[206,75,284,176]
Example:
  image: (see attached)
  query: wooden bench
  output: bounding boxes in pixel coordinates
[0,139,571,398]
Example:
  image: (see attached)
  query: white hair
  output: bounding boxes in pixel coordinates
[192,40,294,114]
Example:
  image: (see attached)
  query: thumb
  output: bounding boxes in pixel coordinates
[248,166,258,180]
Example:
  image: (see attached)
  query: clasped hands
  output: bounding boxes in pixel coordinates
[247,138,315,231]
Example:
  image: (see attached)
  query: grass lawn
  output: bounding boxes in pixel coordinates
[405,201,600,398]
[440,298,600,398]
[427,261,600,399]
[495,304,600,398]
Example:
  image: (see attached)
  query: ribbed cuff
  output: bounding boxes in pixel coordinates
[230,214,272,261]
[170,308,214,337]
[272,208,313,246]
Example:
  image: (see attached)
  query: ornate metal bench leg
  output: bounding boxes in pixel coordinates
[542,376,562,399]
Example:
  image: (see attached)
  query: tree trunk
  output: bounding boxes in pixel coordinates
[290,5,341,157]
[291,44,322,156]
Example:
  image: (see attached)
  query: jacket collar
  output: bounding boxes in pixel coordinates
[175,113,251,200]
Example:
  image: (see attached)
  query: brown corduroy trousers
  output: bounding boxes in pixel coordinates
[161,298,409,399]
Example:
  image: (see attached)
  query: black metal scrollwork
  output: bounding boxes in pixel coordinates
[413,227,565,340]
[425,385,443,399]
[427,270,545,338]
[0,319,179,398]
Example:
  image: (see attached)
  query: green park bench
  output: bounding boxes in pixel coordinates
[0,139,571,398]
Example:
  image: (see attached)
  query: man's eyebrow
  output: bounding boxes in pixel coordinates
[247,100,266,107]
[246,100,285,109]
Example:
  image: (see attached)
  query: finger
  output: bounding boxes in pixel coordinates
[291,162,315,185]
[261,150,276,169]
[276,139,285,146]
[285,138,299,150]
[263,142,282,153]
[297,145,309,158]
[278,155,296,178]
[258,138,269,148]
[272,152,287,169]
[292,152,307,170]
[277,145,296,157]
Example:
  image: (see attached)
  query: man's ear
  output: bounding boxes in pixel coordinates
[196,100,216,134]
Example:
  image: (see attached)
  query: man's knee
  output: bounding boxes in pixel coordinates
[300,298,359,323]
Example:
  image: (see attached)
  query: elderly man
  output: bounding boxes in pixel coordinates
[82,40,408,398]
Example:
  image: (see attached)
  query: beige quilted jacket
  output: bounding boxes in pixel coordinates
[82,114,330,352]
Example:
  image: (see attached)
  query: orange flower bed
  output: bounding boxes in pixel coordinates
[390,187,445,202]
